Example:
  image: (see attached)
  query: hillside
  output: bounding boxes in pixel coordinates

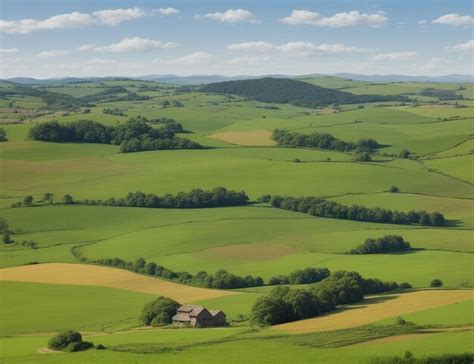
[201,77,409,107]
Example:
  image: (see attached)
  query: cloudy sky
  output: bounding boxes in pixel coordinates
[0,0,472,78]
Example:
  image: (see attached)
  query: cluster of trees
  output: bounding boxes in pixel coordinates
[0,218,12,244]
[420,88,463,100]
[250,271,404,326]
[349,235,412,254]
[28,119,201,153]
[129,116,184,132]
[268,195,446,226]
[201,78,409,108]
[102,108,125,116]
[141,296,180,326]
[272,129,380,153]
[269,267,330,285]
[0,128,7,142]
[66,187,249,209]
[48,330,99,352]
[160,100,184,108]
[94,256,264,289]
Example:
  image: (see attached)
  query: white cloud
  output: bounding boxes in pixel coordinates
[0,12,94,34]
[0,48,19,54]
[433,13,473,27]
[280,10,387,27]
[96,37,176,52]
[227,42,275,52]
[154,52,215,65]
[155,7,179,15]
[203,9,259,23]
[92,7,145,26]
[77,44,95,51]
[373,52,417,61]
[450,40,474,53]
[0,7,150,34]
[37,50,71,58]
[228,41,368,56]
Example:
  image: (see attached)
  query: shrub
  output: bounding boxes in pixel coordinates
[400,282,412,289]
[48,330,93,352]
[141,296,181,326]
[63,194,74,204]
[390,186,399,193]
[430,279,443,288]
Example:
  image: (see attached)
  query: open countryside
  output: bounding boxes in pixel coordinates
[0,1,473,363]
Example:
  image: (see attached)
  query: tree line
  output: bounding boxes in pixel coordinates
[269,267,330,285]
[93,256,264,289]
[272,129,380,153]
[250,270,407,326]
[13,188,249,209]
[349,235,412,254]
[266,195,446,226]
[28,119,201,153]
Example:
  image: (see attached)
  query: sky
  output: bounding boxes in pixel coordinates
[0,0,472,78]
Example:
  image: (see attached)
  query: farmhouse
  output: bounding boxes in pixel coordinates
[172,305,226,327]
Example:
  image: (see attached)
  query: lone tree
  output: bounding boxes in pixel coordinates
[141,296,180,326]
[0,218,12,244]
[43,192,54,204]
[63,194,74,204]
[430,279,443,288]
[390,186,400,193]
[23,195,34,207]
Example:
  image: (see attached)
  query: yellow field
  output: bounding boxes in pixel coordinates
[209,130,276,146]
[0,263,237,302]
[273,290,474,333]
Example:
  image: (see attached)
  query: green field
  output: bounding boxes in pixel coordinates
[0,76,473,363]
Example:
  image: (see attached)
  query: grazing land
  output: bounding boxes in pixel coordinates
[0,75,472,363]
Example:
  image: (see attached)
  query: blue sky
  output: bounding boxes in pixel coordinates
[0,0,472,78]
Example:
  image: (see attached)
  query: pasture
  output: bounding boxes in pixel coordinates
[0,76,473,363]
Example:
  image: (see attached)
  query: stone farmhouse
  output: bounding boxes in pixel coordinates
[172,305,226,327]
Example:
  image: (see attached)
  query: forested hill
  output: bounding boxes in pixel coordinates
[201,77,409,107]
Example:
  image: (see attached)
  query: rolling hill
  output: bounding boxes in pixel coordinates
[201,77,409,107]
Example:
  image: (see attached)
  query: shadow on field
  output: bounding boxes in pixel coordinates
[444,219,463,227]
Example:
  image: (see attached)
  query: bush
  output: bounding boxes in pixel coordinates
[430,279,443,287]
[141,296,181,326]
[390,186,399,193]
[48,330,93,352]
[400,282,412,289]
[269,267,330,285]
[96,344,106,350]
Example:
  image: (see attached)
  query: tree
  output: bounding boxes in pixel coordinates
[140,296,180,326]
[2,230,12,244]
[43,192,54,204]
[354,152,372,162]
[63,194,74,204]
[390,186,399,193]
[430,279,443,287]
[23,195,34,207]
[0,128,7,142]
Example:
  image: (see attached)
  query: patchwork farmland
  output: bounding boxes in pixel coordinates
[0,74,472,363]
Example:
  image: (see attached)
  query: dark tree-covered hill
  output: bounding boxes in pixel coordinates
[201,77,409,107]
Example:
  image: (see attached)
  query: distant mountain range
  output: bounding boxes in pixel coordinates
[4,73,473,86]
